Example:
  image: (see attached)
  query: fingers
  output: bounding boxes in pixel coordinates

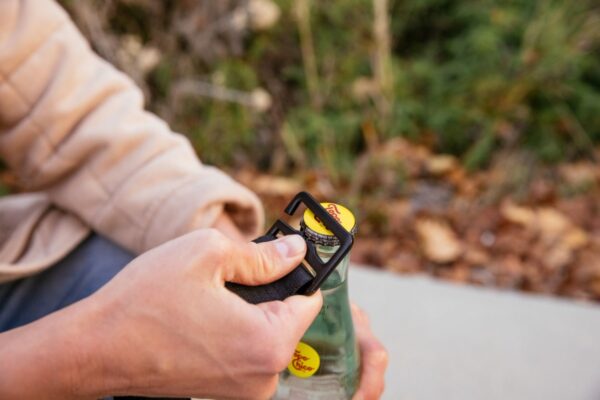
[255,291,323,370]
[283,293,323,342]
[260,291,323,340]
[352,304,388,400]
[225,234,307,286]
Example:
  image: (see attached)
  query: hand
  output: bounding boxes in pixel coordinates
[352,303,388,400]
[90,230,322,399]
[0,230,322,400]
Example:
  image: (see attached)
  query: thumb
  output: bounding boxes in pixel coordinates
[226,234,307,285]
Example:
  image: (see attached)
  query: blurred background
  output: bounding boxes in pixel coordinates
[41,0,600,300]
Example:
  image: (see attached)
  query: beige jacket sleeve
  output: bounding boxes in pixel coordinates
[0,0,264,253]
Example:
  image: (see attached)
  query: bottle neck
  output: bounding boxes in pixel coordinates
[315,243,351,290]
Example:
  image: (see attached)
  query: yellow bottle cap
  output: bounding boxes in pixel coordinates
[301,202,357,246]
[288,342,320,378]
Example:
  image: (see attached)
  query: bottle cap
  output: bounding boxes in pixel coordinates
[301,202,357,246]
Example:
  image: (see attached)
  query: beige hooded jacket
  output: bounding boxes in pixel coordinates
[0,0,264,283]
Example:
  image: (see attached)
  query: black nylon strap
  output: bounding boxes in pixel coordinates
[225,265,314,304]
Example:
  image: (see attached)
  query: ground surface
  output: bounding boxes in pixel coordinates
[349,265,600,400]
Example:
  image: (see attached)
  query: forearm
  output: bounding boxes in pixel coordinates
[0,0,264,254]
[0,300,108,399]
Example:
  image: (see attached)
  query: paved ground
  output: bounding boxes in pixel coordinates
[349,266,600,400]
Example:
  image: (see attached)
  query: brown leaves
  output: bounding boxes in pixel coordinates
[232,149,600,302]
[501,202,536,226]
[415,218,463,263]
[425,155,458,177]
[251,174,302,197]
[500,202,589,271]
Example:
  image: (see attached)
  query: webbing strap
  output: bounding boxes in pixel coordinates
[225,265,314,304]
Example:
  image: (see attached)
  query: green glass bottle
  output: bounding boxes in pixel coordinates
[274,202,359,400]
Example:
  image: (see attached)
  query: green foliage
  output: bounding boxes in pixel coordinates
[61,0,600,177]
[389,0,600,163]
[285,107,363,181]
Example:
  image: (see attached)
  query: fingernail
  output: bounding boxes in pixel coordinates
[275,235,306,258]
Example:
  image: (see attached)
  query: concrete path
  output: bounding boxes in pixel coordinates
[349,266,600,400]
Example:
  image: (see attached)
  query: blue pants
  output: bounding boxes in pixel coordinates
[0,234,185,400]
[0,234,135,332]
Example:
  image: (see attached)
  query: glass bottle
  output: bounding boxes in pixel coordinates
[274,202,359,400]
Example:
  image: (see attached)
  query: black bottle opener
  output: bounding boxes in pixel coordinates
[226,191,354,304]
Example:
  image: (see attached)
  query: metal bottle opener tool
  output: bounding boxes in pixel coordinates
[226,191,354,304]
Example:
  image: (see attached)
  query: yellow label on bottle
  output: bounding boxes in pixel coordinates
[303,202,355,236]
[288,342,320,378]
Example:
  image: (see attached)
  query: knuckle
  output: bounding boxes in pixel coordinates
[247,241,264,265]
[368,347,389,369]
[378,349,390,368]
[249,241,274,281]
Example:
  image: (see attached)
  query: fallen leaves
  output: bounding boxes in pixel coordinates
[501,202,536,226]
[426,154,458,177]
[251,174,302,196]
[232,145,600,302]
[501,201,589,271]
[415,218,463,263]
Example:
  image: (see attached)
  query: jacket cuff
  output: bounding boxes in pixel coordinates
[142,167,264,251]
